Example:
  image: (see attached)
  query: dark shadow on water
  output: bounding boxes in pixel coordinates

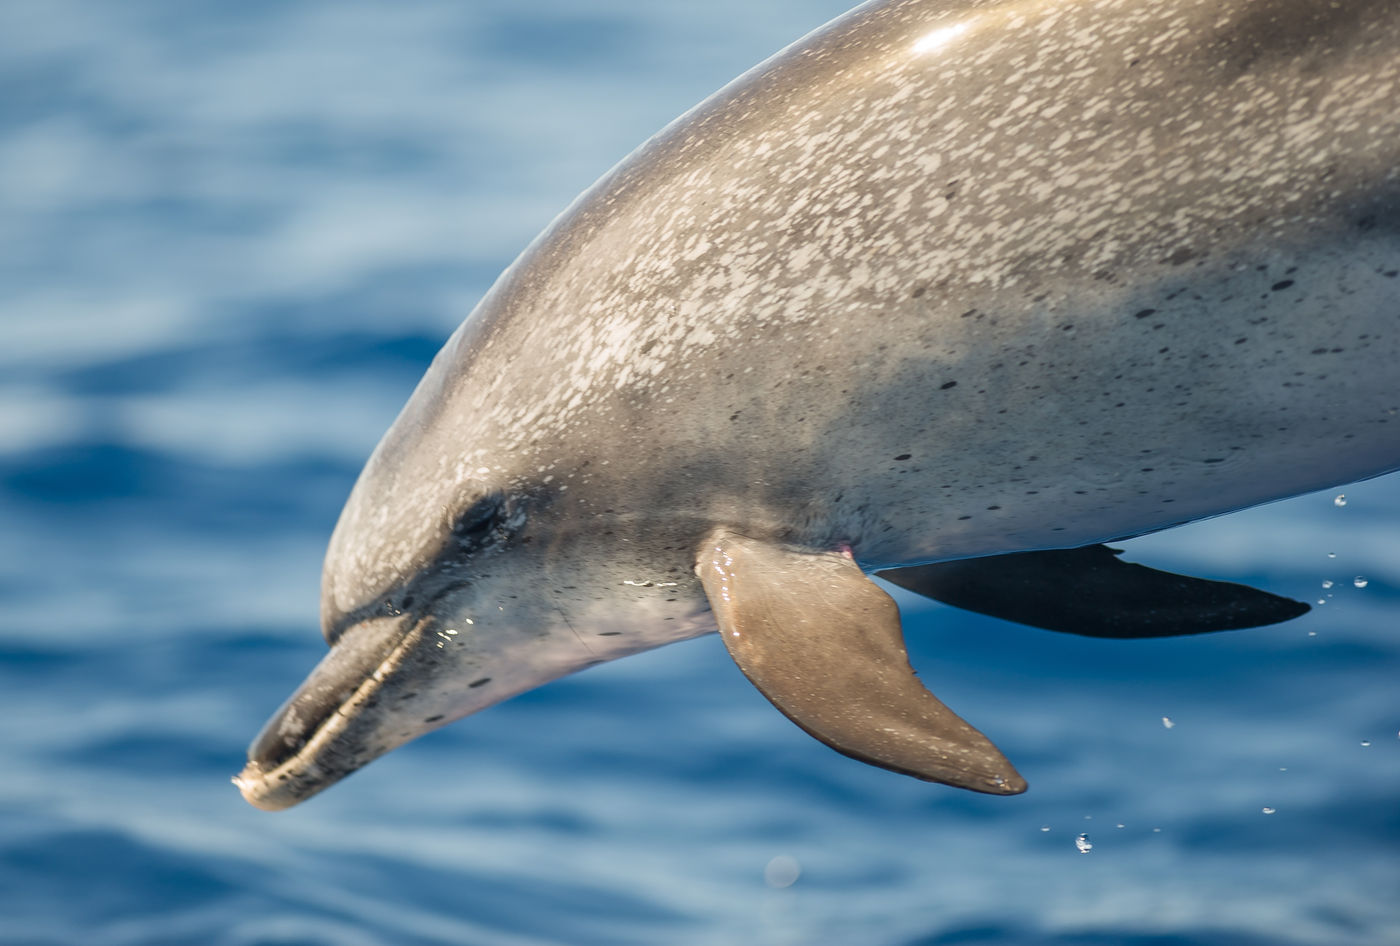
[49,329,445,398]
[0,441,354,534]
[480,12,651,71]
[0,827,237,924]
[908,925,1314,946]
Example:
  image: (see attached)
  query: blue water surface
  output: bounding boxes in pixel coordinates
[1,2,1397,944]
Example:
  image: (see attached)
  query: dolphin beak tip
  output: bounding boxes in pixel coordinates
[233,765,300,812]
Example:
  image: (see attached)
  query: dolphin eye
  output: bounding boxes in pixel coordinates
[450,493,504,547]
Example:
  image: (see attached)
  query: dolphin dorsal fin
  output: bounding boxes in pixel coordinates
[879,544,1310,638]
[696,530,1026,795]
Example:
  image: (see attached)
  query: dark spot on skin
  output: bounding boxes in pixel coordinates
[986,505,1001,511]
[1164,247,1196,266]
[424,715,445,723]
[729,411,741,421]
[1141,468,1154,472]
[1204,458,1225,463]
[1384,270,1398,278]
[639,338,658,355]
[598,631,621,636]
[1134,308,1157,319]
[894,453,912,461]
[912,286,926,298]
[1234,337,1248,344]
[940,380,958,390]
[1271,279,1295,291]
[1061,323,1074,331]
[957,515,973,520]
[469,678,492,688]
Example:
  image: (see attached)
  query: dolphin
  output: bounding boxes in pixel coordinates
[237,0,1400,810]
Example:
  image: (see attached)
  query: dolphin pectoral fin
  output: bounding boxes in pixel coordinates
[879,544,1310,639]
[696,531,1026,795]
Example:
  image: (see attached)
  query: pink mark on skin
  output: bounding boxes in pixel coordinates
[837,544,855,560]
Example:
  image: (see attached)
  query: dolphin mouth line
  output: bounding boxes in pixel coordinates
[234,617,430,811]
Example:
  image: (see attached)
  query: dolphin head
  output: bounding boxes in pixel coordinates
[235,319,711,810]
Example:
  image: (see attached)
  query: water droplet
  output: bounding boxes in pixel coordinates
[1327,552,1337,559]
[1040,825,1051,832]
[1321,579,1334,589]
[1075,834,1093,854]
[1317,599,1327,605]
[1361,740,1372,747]
[1162,716,1175,729]
[1307,630,1317,636]
[1262,807,1276,815]
[1115,823,1126,829]
[1354,576,1369,588]
[1152,827,1162,833]
[764,855,801,888]
[1334,493,1347,507]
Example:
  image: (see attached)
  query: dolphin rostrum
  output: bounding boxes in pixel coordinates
[237,0,1400,809]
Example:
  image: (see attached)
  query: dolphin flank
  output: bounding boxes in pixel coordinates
[238,0,1400,810]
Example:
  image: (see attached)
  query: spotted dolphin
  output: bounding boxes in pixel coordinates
[237,0,1400,809]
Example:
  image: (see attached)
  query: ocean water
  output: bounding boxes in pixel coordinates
[1,2,1398,944]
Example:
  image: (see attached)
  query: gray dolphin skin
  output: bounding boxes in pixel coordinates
[237,0,1400,810]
